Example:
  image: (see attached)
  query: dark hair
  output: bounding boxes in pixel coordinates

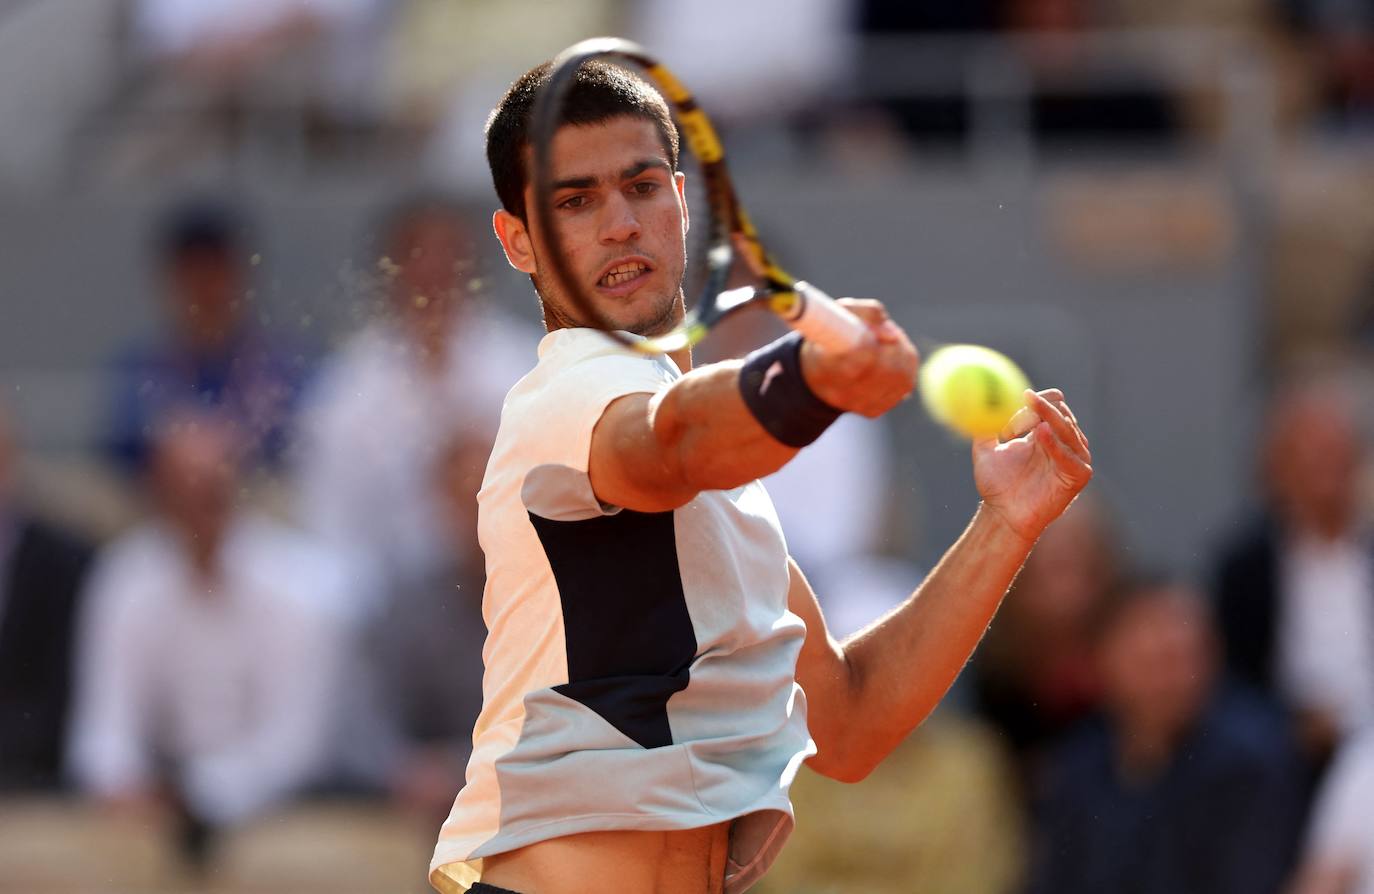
[157,197,246,261]
[485,60,680,221]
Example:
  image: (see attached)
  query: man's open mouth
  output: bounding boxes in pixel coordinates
[598,259,651,289]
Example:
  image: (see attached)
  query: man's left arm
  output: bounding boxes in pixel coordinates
[793,389,1093,783]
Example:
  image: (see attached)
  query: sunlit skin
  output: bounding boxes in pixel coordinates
[493,117,689,353]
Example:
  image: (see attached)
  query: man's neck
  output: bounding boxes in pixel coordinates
[541,319,694,373]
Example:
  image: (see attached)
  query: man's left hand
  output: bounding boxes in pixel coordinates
[973,388,1093,545]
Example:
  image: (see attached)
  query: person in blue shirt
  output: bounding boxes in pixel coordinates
[1026,578,1305,894]
[104,197,307,475]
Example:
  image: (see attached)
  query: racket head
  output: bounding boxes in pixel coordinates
[528,38,798,355]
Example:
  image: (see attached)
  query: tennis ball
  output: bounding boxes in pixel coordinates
[919,344,1031,440]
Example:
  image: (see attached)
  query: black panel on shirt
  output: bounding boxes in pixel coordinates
[528,508,697,749]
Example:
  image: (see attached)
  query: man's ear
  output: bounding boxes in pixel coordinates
[493,209,536,275]
[675,170,689,235]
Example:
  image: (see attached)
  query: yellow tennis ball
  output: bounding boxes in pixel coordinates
[919,344,1031,440]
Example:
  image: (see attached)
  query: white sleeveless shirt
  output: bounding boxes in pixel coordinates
[429,329,814,893]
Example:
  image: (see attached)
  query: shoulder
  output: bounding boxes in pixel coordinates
[13,517,94,570]
[503,329,677,434]
[81,526,180,617]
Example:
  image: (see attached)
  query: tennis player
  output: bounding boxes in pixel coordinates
[429,60,1093,894]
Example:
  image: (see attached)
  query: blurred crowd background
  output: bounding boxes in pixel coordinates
[4,0,1374,893]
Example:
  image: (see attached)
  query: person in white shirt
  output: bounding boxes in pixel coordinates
[1215,376,1374,769]
[1290,732,1374,894]
[68,414,346,834]
[293,196,538,600]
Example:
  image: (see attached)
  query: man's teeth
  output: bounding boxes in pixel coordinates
[600,263,648,287]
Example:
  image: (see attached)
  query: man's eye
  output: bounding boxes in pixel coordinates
[558,195,587,210]
[631,181,658,196]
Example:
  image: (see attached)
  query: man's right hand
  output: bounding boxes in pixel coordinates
[799,298,919,418]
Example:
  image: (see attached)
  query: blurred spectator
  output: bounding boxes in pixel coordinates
[1026,580,1303,894]
[129,0,388,128]
[627,0,852,121]
[0,405,94,791]
[104,198,307,476]
[972,491,1120,784]
[853,0,1000,145]
[68,414,347,840]
[756,714,1026,894]
[133,0,377,67]
[1290,731,1374,894]
[1280,0,1374,128]
[293,195,535,595]
[855,0,1179,148]
[1214,377,1372,769]
[1005,0,1180,146]
[338,429,489,824]
[385,0,617,188]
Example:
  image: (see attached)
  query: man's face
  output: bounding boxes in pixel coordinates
[497,116,688,335]
[1268,394,1361,533]
[167,248,243,352]
[151,422,235,559]
[390,211,469,317]
[1099,589,1214,740]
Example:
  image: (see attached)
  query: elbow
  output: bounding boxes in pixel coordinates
[806,736,879,785]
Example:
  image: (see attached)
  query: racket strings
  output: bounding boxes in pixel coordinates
[533,38,800,355]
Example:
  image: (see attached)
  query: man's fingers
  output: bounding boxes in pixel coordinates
[835,298,891,325]
[1036,424,1093,483]
[837,298,909,343]
[1027,390,1092,464]
[1001,404,1039,442]
[1026,387,1090,456]
[1044,395,1090,457]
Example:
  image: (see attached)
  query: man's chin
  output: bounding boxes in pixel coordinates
[579,293,680,337]
[627,303,681,338]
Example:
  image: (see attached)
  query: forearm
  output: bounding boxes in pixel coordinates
[828,505,1033,778]
[651,360,798,493]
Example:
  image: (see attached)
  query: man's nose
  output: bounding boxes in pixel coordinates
[598,192,641,244]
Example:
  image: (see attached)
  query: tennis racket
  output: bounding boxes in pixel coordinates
[529,37,870,356]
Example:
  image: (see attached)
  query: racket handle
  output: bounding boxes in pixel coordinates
[784,282,871,353]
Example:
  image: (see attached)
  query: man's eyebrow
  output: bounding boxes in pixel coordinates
[621,158,671,180]
[551,174,597,191]
[549,159,670,192]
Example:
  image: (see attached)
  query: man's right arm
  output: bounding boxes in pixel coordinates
[587,300,918,514]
